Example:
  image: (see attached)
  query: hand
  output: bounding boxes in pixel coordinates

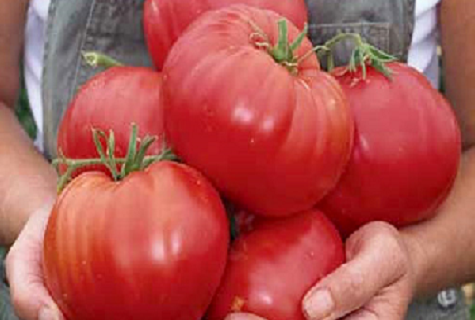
[225,314,267,320]
[301,221,416,320]
[5,205,64,320]
[227,222,417,320]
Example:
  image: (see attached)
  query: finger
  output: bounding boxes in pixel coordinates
[302,222,410,320]
[6,206,63,320]
[225,313,268,320]
[344,279,411,320]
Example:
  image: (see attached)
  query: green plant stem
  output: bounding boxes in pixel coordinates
[82,51,123,69]
[54,124,178,193]
[54,150,177,193]
[271,19,291,63]
[53,153,176,172]
[317,32,397,79]
[249,18,310,75]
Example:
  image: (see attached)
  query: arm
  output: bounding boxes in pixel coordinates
[300,1,475,319]
[0,0,57,246]
[0,2,62,319]
[231,1,475,320]
[402,0,475,296]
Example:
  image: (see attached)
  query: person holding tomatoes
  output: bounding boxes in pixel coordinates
[0,0,474,320]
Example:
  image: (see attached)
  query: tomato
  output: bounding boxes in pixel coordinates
[57,67,164,177]
[206,210,344,320]
[320,63,461,237]
[43,161,230,320]
[162,5,354,217]
[144,0,308,69]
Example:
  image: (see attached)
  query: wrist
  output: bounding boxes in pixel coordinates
[0,195,56,247]
[400,223,442,299]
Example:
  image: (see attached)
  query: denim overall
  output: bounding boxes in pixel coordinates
[0,0,470,319]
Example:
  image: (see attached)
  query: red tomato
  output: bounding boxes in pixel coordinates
[43,161,230,320]
[57,67,164,177]
[162,5,354,217]
[206,210,344,320]
[320,63,461,237]
[144,0,308,69]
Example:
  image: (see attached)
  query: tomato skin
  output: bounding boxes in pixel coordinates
[43,161,230,320]
[163,5,354,217]
[206,210,344,320]
[144,0,308,69]
[320,63,461,237]
[57,67,164,177]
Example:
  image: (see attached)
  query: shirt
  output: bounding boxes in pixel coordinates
[24,0,442,151]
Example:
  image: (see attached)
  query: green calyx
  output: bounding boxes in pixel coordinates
[53,124,178,193]
[319,33,398,79]
[247,19,395,79]
[270,19,308,71]
[249,19,317,75]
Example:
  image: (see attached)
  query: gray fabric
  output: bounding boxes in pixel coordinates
[34,1,470,320]
[41,0,153,160]
[305,0,415,67]
[407,289,471,320]
[41,0,418,160]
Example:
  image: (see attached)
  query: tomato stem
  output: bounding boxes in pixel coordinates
[82,51,124,69]
[54,124,178,193]
[271,19,290,63]
[317,33,397,79]
[249,19,310,75]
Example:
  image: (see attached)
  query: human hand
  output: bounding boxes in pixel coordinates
[301,221,416,320]
[227,222,417,320]
[225,314,267,320]
[5,205,64,320]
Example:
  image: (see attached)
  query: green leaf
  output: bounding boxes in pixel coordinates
[349,49,357,72]
[92,129,119,179]
[371,59,393,79]
[92,129,109,164]
[107,130,119,180]
[358,48,368,79]
[326,52,335,72]
[135,136,157,170]
[368,45,398,62]
[121,124,138,177]
[290,23,308,52]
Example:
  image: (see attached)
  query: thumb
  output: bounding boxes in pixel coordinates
[301,222,412,320]
[225,313,268,320]
[5,205,63,320]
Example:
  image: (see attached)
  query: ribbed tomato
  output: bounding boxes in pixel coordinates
[207,210,344,320]
[43,161,230,320]
[144,0,308,69]
[320,63,461,237]
[162,5,354,217]
[57,67,164,177]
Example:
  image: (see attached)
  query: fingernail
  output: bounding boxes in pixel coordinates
[225,314,266,320]
[303,288,334,320]
[38,306,60,320]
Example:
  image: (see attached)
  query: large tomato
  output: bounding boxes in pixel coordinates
[162,5,354,217]
[57,67,164,177]
[206,210,344,320]
[144,0,308,69]
[43,161,230,320]
[320,63,461,237]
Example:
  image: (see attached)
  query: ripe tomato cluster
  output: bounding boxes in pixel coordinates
[42,2,461,320]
